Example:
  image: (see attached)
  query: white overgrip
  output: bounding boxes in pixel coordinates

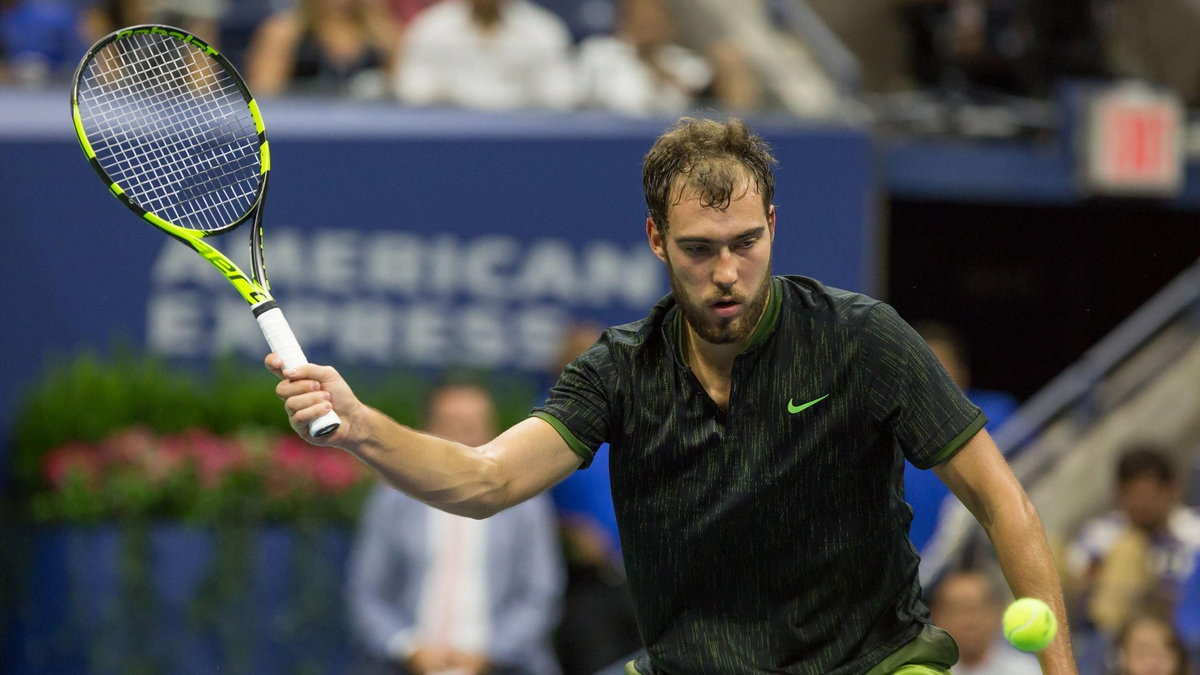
[256,306,341,437]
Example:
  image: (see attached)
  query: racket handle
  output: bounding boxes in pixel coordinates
[255,304,341,438]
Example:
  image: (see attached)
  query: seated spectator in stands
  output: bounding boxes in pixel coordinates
[78,0,149,46]
[906,320,1018,556]
[929,568,1040,675]
[0,0,89,84]
[1068,445,1200,635]
[1110,611,1190,675]
[145,0,226,47]
[575,0,710,116]
[346,377,564,675]
[393,0,575,111]
[658,0,762,111]
[245,0,397,98]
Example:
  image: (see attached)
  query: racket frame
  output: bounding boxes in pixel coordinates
[70,24,340,437]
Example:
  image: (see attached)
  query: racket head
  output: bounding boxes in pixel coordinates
[70,25,270,236]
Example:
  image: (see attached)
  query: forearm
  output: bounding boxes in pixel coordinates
[983,497,1077,674]
[343,405,507,518]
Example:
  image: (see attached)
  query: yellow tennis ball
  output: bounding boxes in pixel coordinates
[1003,597,1058,652]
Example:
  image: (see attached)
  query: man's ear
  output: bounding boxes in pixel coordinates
[646,217,668,263]
[768,205,776,239]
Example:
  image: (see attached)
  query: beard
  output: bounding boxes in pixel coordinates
[667,256,772,345]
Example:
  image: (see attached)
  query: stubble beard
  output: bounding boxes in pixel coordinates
[667,256,772,345]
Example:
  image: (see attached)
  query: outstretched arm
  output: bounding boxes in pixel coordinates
[935,429,1078,674]
[267,356,583,518]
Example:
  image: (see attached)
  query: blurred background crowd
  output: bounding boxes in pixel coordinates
[2,0,1200,674]
[2,0,1200,125]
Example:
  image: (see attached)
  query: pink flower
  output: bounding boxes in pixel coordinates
[42,442,104,489]
[160,429,249,487]
[310,448,365,493]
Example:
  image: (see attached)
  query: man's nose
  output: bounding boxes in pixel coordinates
[713,248,738,288]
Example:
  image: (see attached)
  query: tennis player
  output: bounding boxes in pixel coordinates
[268,117,1077,674]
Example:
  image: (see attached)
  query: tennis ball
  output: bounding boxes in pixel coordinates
[1003,597,1057,652]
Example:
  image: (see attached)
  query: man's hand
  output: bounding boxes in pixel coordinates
[265,354,363,446]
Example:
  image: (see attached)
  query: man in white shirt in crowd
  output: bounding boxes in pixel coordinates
[395,0,575,110]
[346,377,564,675]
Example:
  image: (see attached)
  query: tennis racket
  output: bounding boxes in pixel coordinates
[70,24,340,437]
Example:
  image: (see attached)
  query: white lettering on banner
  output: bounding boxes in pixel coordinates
[147,293,207,356]
[464,236,520,300]
[146,228,662,369]
[364,233,423,294]
[517,239,577,302]
[313,231,359,293]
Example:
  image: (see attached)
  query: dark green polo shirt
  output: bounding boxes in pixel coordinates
[531,275,986,674]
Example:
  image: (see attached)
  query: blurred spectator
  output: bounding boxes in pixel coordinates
[145,0,225,46]
[78,0,149,45]
[928,568,1040,674]
[658,0,762,111]
[809,0,1042,98]
[1022,0,1107,96]
[939,0,1035,96]
[1109,611,1190,675]
[906,320,1019,556]
[393,0,575,111]
[0,0,90,85]
[244,0,397,98]
[346,377,564,675]
[1067,445,1200,635]
[544,321,640,675]
[575,0,710,116]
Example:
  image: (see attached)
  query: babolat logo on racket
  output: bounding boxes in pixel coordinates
[117,26,219,57]
[189,241,269,304]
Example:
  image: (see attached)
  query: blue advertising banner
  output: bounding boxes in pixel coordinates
[1,95,876,478]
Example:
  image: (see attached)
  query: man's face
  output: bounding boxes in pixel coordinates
[929,573,1001,665]
[426,386,496,447]
[1119,474,1178,532]
[1120,618,1181,675]
[647,183,775,345]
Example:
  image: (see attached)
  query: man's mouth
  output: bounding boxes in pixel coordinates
[709,298,742,318]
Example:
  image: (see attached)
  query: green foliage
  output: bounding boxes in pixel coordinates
[11,349,540,525]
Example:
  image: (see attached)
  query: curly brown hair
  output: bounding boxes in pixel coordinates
[642,117,778,234]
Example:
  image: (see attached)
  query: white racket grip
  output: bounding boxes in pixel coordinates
[256,306,341,437]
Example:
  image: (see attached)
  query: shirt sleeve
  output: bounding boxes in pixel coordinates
[861,303,986,470]
[529,339,613,469]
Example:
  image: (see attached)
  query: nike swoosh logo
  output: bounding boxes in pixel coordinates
[787,394,828,414]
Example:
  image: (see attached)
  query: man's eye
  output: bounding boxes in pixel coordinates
[739,238,758,249]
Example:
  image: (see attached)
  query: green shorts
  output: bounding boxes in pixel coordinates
[864,624,958,675]
[625,624,958,674]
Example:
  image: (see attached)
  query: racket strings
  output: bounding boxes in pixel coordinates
[76,32,262,231]
[92,38,255,225]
